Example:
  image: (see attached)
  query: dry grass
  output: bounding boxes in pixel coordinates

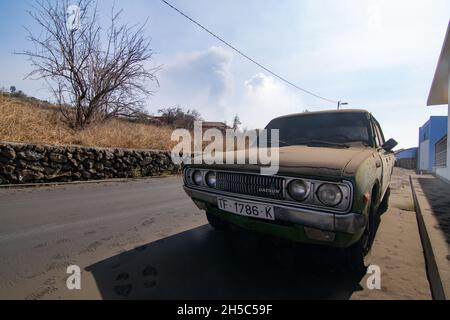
[0,95,176,150]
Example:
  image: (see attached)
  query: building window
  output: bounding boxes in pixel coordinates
[435,135,447,168]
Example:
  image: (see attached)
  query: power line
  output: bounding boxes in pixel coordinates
[160,0,339,104]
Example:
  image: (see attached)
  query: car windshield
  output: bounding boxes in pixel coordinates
[265,112,373,148]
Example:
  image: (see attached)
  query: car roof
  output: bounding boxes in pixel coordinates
[272,109,370,121]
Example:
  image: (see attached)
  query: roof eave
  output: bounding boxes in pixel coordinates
[427,21,450,107]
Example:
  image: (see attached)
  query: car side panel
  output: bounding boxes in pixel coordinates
[348,153,381,215]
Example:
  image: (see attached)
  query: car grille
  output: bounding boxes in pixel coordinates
[216,172,285,200]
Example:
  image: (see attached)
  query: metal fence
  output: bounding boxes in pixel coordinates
[396,158,417,170]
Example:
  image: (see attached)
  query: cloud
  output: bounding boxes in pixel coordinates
[149,46,303,128]
[150,46,234,118]
[170,46,233,100]
[236,73,303,129]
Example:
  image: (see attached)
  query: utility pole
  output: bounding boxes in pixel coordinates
[337,101,348,110]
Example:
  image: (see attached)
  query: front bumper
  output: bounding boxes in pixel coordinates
[184,186,366,235]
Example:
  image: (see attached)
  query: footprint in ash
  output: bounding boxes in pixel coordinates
[142,265,158,289]
[113,265,159,297]
[114,273,132,297]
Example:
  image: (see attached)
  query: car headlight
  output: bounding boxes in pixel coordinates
[193,170,203,186]
[287,180,310,201]
[317,184,343,207]
[205,171,217,188]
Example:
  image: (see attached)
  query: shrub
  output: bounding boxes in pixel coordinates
[158,107,202,130]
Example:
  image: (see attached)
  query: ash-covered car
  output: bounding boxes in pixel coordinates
[183,110,397,271]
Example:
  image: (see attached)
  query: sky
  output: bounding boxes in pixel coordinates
[0,0,449,149]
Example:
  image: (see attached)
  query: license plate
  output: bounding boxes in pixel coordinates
[217,197,275,221]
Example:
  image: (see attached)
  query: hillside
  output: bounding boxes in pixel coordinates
[0,94,176,150]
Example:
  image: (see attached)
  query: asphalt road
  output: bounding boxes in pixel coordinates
[0,170,431,299]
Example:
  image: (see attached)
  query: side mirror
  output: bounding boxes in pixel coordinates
[382,138,398,152]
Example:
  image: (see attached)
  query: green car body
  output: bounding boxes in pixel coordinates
[183,110,396,252]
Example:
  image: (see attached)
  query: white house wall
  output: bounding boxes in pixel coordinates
[436,73,450,181]
[419,140,430,172]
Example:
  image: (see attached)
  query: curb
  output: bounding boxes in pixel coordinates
[0,174,181,189]
[409,175,446,300]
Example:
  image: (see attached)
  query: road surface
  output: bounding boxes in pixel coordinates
[0,169,431,299]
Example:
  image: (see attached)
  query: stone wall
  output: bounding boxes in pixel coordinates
[0,142,180,185]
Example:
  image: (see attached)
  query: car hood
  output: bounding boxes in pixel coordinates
[275,145,374,179]
[196,145,375,180]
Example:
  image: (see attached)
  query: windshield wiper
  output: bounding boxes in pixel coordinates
[304,139,350,148]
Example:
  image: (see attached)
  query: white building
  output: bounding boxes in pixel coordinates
[428,21,450,182]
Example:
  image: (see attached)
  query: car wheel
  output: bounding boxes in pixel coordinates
[206,211,230,231]
[341,200,376,275]
[378,186,391,215]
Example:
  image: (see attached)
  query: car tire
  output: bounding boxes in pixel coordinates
[206,211,230,231]
[341,199,376,275]
[378,186,391,215]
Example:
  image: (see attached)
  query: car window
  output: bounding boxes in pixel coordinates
[373,121,382,147]
[373,118,385,147]
[265,112,373,147]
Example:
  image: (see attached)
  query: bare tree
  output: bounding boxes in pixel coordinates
[18,0,159,129]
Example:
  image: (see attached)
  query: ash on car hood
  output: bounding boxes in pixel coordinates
[275,145,374,179]
[199,145,374,180]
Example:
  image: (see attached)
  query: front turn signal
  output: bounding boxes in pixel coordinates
[363,192,371,204]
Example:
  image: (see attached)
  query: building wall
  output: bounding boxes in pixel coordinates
[448,76,450,177]
[418,116,448,172]
[418,120,430,171]
[395,148,417,160]
[418,140,430,171]
[436,76,450,182]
